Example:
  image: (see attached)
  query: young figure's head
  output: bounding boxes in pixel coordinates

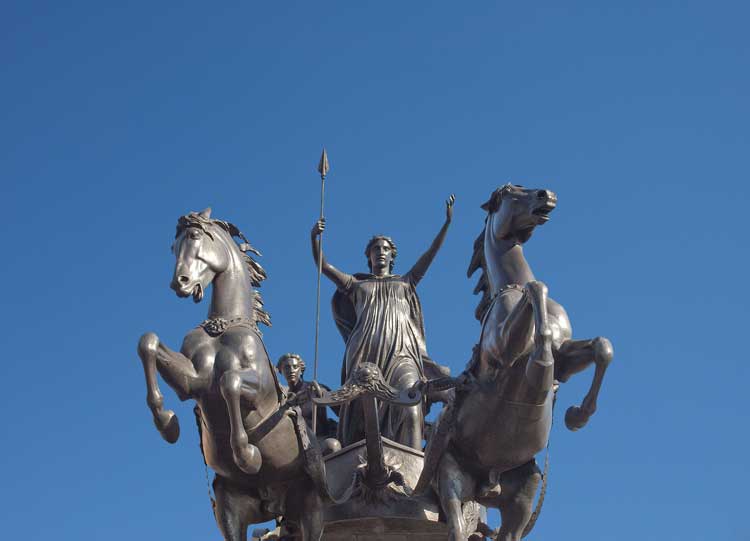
[365,235,397,275]
[277,353,305,388]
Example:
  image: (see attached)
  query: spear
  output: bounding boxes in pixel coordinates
[312,148,329,435]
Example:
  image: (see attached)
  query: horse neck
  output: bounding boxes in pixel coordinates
[484,216,535,295]
[208,234,254,321]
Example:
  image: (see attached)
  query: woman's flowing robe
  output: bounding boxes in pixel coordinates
[332,272,448,449]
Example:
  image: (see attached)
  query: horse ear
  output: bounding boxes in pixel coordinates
[199,207,212,220]
[481,187,504,212]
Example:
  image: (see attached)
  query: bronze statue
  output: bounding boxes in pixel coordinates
[310,195,454,450]
[136,209,334,541]
[416,184,614,541]
[276,353,340,454]
[133,178,615,541]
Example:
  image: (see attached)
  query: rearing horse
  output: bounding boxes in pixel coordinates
[423,184,614,541]
[136,208,327,541]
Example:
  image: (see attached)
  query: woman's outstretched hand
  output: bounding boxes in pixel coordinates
[445,194,455,223]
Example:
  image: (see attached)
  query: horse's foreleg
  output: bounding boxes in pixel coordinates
[492,293,534,368]
[522,281,555,392]
[495,460,541,541]
[137,333,180,443]
[437,452,476,541]
[555,337,614,431]
[299,495,324,541]
[213,475,267,541]
[219,370,262,474]
[285,480,324,541]
[154,340,206,400]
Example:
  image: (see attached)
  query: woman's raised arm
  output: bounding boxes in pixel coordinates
[408,195,454,285]
[311,218,353,290]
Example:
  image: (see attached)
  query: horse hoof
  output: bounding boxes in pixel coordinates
[155,410,180,443]
[234,444,262,474]
[477,483,502,500]
[564,406,589,431]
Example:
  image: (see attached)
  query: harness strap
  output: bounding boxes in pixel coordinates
[193,406,216,513]
[287,406,353,505]
[521,389,556,538]
[413,371,477,494]
[414,398,457,495]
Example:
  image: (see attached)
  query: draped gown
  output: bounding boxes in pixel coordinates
[332,271,447,450]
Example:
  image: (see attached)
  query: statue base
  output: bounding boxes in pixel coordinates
[322,517,448,540]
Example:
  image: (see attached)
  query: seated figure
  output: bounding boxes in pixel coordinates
[276,353,340,455]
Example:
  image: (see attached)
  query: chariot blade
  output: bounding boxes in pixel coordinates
[313,385,365,407]
[315,362,424,407]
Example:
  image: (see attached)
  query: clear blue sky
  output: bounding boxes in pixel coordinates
[1,2,748,540]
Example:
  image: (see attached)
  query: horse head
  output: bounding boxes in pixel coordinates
[170,208,268,326]
[482,183,557,244]
[170,208,231,303]
[468,183,558,321]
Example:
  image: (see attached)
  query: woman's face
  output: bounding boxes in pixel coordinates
[368,239,394,275]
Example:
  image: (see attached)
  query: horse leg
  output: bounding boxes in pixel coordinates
[285,479,324,541]
[495,460,541,541]
[491,291,535,368]
[137,332,184,443]
[219,369,262,474]
[522,281,555,393]
[437,451,476,541]
[213,475,266,541]
[554,337,614,431]
[153,338,205,400]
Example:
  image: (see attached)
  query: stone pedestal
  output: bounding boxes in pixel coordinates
[322,517,448,541]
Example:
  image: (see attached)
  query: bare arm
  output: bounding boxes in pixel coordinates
[311,219,354,290]
[408,195,454,285]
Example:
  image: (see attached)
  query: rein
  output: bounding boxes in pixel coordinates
[522,387,556,539]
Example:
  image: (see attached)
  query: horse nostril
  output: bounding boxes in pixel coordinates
[178,275,189,284]
[537,190,547,199]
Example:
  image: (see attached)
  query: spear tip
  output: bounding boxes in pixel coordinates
[317,148,330,178]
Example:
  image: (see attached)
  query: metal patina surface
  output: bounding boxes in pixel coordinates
[134,174,613,541]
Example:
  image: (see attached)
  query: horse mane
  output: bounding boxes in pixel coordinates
[176,212,271,328]
[467,187,506,322]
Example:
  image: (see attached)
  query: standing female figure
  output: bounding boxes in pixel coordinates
[310,195,454,450]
